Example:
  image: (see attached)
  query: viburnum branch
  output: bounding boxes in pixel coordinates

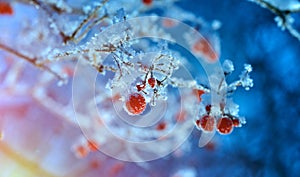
[73,13,109,43]
[250,0,300,41]
[0,43,66,82]
[70,0,110,43]
[27,0,109,44]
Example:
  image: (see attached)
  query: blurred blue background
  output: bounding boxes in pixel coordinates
[165,0,300,176]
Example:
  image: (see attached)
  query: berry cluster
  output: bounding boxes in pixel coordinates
[196,104,243,135]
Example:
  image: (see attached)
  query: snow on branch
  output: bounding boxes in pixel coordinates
[249,0,300,41]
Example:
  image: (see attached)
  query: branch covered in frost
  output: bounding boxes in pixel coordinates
[18,0,109,44]
[226,60,254,93]
[0,43,67,83]
[249,0,300,41]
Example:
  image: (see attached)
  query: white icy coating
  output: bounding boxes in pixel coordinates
[227,62,254,92]
[239,64,254,90]
[264,0,300,10]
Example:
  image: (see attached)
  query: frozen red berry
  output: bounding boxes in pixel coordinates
[232,118,240,127]
[136,83,145,91]
[156,121,167,131]
[148,77,156,88]
[196,115,215,132]
[0,2,13,15]
[217,117,233,134]
[205,104,211,113]
[125,93,146,115]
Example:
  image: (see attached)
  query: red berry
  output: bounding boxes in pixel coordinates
[0,2,13,15]
[142,0,152,6]
[232,119,240,127]
[136,83,145,91]
[125,93,146,115]
[192,38,218,62]
[197,115,215,132]
[89,160,100,169]
[217,117,233,134]
[75,145,88,158]
[156,121,167,131]
[87,140,99,152]
[205,104,211,113]
[148,77,156,88]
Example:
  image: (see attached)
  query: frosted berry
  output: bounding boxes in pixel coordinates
[125,93,146,115]
[205,104,211,113]
[148,77,156,88]
[0,2,13,15]
[217,117,233,134]
[136,83,145,91]
[196,115,215,132]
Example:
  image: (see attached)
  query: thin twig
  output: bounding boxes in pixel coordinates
[29,0,109,43]
[70,0,109,42]
[250,0,300,41]
[0,43,66,82]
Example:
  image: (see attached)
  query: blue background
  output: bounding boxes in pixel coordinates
[168,0,300,176]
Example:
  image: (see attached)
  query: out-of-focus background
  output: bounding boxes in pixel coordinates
[0,0,300,177]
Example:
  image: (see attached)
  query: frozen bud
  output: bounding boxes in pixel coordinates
[211,20,222,30]
[274,16,285,30]
[240,74,253,90]
[83,5,92,14]
[244,64,252,73]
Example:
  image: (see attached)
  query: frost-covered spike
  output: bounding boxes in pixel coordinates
[226,63,253,93]
[222,59,234,74]
[225,98,240,116]
[239,116,247,125]
[244,63,253,73]
[239,64,254,90]
[275,16,285,30]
